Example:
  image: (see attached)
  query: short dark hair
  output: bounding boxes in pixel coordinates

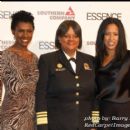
[11,10,35,30]
[55,20,82,49]
[96,17,127,66]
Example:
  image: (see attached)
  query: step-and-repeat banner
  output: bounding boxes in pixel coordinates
[1,2,130,57]
[0,1,130,103]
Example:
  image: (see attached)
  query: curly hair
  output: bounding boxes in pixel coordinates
[11,10,34,30]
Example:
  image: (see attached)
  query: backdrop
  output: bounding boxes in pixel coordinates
[0,1,130,103]
[1,2,130,56]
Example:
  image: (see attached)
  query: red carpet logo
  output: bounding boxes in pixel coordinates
[66,7,75,16]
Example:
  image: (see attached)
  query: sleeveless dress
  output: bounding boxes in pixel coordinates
[0,49,39,130]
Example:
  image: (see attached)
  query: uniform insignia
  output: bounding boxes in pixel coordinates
[56,63,66,71]
[84,63,91,70]
[57,63,63,68]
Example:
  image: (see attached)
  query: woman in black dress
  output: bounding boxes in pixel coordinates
[95,17,130,130]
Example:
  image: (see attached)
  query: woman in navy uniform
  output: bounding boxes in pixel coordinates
[95,17,130,130]
[36,20,97,130]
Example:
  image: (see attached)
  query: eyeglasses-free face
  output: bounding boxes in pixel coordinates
[104,23,119,53]
[12,22,34,49]
[58,27,80,55]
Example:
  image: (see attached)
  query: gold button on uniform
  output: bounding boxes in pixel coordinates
[75,75,79,79]
[76,92,79,96]
[76,83,80,87]
[75,101,79,105]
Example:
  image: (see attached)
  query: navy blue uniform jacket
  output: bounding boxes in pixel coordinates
[36,49,97,130]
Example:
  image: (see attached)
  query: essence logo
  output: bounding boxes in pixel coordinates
[37,6,75,20]
[86,41,95,45]
[0,11,16,19]
[0,40,13,50]
[39,41,55,50]
[86,12,122,20]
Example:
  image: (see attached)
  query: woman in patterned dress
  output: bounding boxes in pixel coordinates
[0,10,39,130]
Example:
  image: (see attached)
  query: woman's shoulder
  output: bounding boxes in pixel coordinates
[124,50,130,62]
[0,48,9,54]
[78,51,94,60]
[39,50,58,59]
[0,49,11,63]
[0,48,11,57]
[39,51,57,62]
[124,50,130,60]
[28,50,38,59]
[127,50,130,55]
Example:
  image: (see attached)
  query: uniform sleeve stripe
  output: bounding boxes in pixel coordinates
[37,115,47,118]
[37,111,47,115]
[37,117,48,125]
[92,111,100,114]
[36,111,48,125]
[92,114,99,116]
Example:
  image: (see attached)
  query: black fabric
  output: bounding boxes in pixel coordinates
[96,50,130,130]
[96,50,130,103]
[69,58,76,63]
[97,101,130,130]
[36,49,98,130]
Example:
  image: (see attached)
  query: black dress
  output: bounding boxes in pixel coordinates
[96,51,130,130]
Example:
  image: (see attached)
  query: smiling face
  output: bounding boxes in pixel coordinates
[58,27,80,56]
[12,22,34,49]
[104,23,119,54]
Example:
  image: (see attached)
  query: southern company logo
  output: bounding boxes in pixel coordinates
[65,7,75,16]
[37,6,75,20]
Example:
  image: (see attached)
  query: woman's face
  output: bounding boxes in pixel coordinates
[12,22,34,48]
[59,27,80,55]
[104,23,119,53]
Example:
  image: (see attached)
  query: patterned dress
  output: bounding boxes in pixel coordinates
[0,49,39,130]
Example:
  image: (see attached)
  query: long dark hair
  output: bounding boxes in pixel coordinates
[95,17,127,67]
